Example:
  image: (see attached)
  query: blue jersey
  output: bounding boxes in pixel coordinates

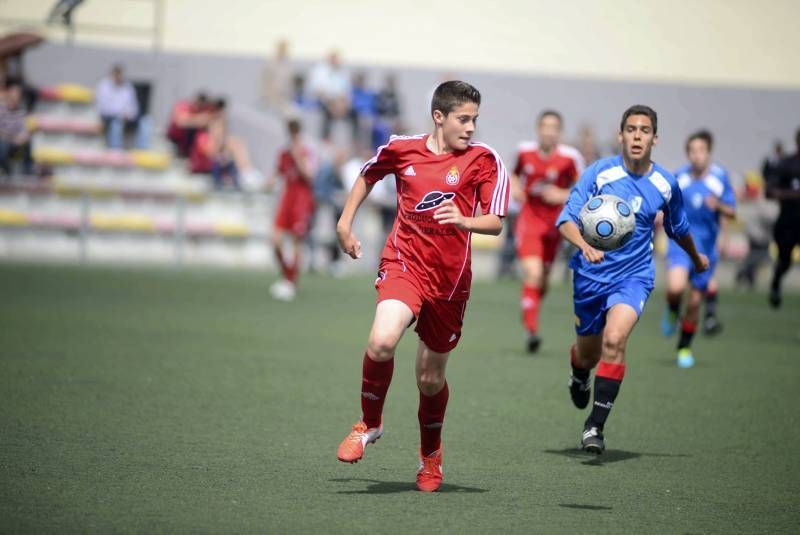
[668,163,736,254]
[557,154,690,283]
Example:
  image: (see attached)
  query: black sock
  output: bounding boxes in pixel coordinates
[667,294,681,315]
[586,375,622,431]
[705,291,718,318]
[678,319,696,349]
[570,346,590,382]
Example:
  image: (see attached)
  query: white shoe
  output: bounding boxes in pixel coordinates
[269,279,296,301]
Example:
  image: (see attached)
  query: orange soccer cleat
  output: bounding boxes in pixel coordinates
[416,449,443,492]
[337,421,383,463]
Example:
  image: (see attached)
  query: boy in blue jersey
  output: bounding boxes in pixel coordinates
[662,131,736,367]
[556,105,709,453]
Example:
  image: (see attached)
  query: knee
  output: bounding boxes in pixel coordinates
[601,330,627,363]
[367,330,399,361]
[417,371,445,396]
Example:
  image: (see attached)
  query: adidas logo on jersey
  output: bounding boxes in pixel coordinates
[404,165,416,176]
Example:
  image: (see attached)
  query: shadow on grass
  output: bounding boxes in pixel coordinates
[559,503,613,511]
[329,478,488,494]
[544,448,691,466]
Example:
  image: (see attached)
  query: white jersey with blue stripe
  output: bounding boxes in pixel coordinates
[669,163,736,254]
[557,154,690,283]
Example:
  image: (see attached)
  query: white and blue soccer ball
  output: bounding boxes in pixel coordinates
[578,194,636,252]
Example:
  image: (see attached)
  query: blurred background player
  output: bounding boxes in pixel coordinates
[335,81,508,491]
[556,105,708,453]
[766,127,800,308]
[661,130,736,368]
[511,110,583,352]
[267,118,317,301]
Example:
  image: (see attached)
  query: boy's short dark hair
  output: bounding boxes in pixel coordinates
[686,130,714,153]
[431,81,481,117]
[620,104,658,134]
[287,119,302,136]
[538,109,562,126]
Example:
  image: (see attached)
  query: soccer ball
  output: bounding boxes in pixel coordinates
[578,194,636,251]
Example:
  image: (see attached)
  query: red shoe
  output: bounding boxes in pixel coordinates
[416,449,443,492]
[337,421,383,463]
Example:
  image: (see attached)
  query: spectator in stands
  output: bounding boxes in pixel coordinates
[95,64,147,149]
[307,50,351,140]
[206,99,240,190]
[350,71,376,146]
[167,92,213,157]
[291,74,316,112]
[262,40,293,116]
[0,80,34,177]
[374,73,402,148]
[576,124,601,165]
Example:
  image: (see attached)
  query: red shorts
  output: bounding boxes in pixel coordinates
[515,213,561,266]
[375,262,467,353]
[275,189,315,237]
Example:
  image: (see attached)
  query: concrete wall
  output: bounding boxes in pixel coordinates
[4,0,800,88]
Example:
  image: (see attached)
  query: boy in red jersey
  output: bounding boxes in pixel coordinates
[511,110,583,352]
[335,81,509,492]
[268,119,316,301]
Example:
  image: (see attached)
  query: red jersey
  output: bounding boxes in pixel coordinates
[276,143,316,196]
[361,134,509,301]
[514,142,583,224]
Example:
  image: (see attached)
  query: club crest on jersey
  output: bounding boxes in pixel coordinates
[524,163,535,175]
[415,191,455,211]
[445,166,460,185]
[630,196,643,213]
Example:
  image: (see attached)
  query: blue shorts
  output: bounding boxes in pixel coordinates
[666,245,717,292]
[573,273,654,336]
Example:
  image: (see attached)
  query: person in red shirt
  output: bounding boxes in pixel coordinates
[268,119,317,301]
[335,81,509,492]
[511,110,584,352]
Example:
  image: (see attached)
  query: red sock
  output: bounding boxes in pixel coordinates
[596,361,626,381]
[419,382,449,456]
[521,284,541,333]
[286,261,298,284]
[681,318,697,334]
[361,353,393,429]
[274,246,292,281]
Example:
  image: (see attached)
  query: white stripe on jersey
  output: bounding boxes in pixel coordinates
[596,165,628,191]
[360,134,425,176]
[703,174,725,198]
[470,141,509,217]
[649,171,673,202]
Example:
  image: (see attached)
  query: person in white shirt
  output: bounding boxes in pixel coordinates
[95,64,148,149]
[307,51,352,140]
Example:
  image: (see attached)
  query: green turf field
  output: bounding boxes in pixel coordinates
[1,262,798,533]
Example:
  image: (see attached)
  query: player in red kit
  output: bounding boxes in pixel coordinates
[268,119,317,301]
[335,81,509,492]
[511,110,583,352]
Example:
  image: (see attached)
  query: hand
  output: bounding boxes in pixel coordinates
[336,225,362,259]
[693,253,710,273]
[433,199,469,230]
[704,195,720,211]
[581,244,604,264]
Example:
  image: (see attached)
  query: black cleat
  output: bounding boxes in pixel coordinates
[703,315,723,336]
[769,288,782,309]
[568,375,591,409]
[526,333,541,353]
[581,426,605,454]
